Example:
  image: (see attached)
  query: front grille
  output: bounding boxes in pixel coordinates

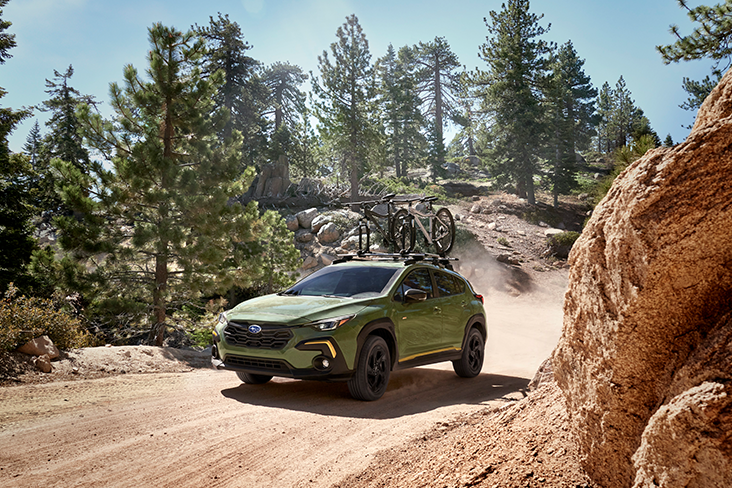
[225,355,290,372]
[224,322,293,349]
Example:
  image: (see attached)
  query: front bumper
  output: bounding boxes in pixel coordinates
[211,338,352,380]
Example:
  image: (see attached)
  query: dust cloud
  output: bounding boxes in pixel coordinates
[451,235,568,379]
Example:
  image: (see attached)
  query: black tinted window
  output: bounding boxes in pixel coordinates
[284,266,399,298]
[435,272,464,297]
[393,268,434,301]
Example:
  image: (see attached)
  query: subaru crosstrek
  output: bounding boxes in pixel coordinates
[212,256,486,401]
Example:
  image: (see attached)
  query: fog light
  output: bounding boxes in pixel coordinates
[313,356,332,371]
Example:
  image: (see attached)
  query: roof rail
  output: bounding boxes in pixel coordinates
[333,251,458,270]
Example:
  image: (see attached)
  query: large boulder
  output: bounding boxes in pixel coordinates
[17,335,60,360]
[553,69,732,487]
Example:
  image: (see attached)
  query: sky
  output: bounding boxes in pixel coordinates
[2,0,716,153]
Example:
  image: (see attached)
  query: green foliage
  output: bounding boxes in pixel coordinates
[196,13,267,163]
[497,236,511,247]
[55,23,267,346]
[472,0,551,205]
[543,41,598,207]
[0,284,94,351]
[591,134,655,205]
[0,0,16,65]
[658,1,732,111]
[40,65,94,174]
[376,44,427,178]
[311,14,380,203]
[545,231,580,259]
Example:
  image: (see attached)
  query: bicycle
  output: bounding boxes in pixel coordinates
[355,193,400,253]
[390,196,455,256]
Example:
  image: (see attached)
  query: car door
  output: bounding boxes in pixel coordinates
[433,271,471,350]
[391,267,442,362]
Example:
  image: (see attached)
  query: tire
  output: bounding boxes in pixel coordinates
[391,209,416,253]
[347,336,391,401]
[236,371,273,384]
[433,207,455,255]
[453,328,484,378]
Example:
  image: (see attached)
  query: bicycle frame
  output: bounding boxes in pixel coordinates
[402,200,437,245]
[357,195,397,252]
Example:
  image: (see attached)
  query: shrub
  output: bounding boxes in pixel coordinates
[545,231,581,259]
[0,284,94,352]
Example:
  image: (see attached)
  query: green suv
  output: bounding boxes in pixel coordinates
[212,256,486,401]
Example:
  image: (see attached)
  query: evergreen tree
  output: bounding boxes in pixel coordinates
[23,120,42,169]
[0,0,34,293]
[376,44,426,178]
[0,0,15,64]
[543,40,597,207]
[658,0,732,109]
[664,133,675,147]
[595,82,613,153]
[196,13,267,166]
[40,65,94,173]
[413,37,461,174]
[474,0,551,205]
[311,14,379,206]
[262,62,307,133]
[57,23,271,346]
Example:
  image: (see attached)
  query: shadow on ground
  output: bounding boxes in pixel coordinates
[220,366,528,419]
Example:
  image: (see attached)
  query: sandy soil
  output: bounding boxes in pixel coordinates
[0,194,592,487]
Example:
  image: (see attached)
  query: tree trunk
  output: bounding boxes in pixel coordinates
[149,252,169,347]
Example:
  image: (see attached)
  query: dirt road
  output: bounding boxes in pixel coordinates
[0,274,566,488]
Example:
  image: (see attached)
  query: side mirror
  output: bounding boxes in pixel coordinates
[404,288,428,303]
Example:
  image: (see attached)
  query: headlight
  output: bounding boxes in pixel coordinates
[309,315,355,331]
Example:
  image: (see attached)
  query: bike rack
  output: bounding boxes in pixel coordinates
[334,251,458,270]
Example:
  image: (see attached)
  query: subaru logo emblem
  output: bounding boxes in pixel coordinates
[248,324,262,334]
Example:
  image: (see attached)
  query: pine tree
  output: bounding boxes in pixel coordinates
[23,120,42,169]
[544,41,597,207]
[413,37,461,175]
[376,44,426,178]
[595,82,613,153]
[262,62,307,133]
[40,65,94,173]
[658,0,732,110]
[196,13,267,166]
[474,0,551,205]
[311,14,379,206]
[0,0,34,293]
[57,23,268,346]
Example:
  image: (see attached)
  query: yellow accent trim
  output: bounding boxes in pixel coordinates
[306,340,336,358]
[399,347,460,363]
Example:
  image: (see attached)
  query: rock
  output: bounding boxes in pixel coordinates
[296,208,318,229]
[17,335,60,360]
[285,215,299,232]
[496,254,521,266]
[301,255,318,270]
[553,68,732,488]
[487,222,497,231]
[470,204,482,214]
[319,254,335,266]
[317,222,340,243]
[310,214,331,233]
[295,230,313,243]
[543,228,563,237]
[341,235,360,250]
[33,354,53,373]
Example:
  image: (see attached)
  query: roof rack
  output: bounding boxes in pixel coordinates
[334,251,458,270]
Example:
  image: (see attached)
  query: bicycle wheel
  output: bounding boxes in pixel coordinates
[433,207,455,255]
[391,209,415,253]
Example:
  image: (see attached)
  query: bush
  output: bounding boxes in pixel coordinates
[545,231,581,260]
[0,284,94,352]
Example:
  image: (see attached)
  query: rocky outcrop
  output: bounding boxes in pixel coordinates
[553,69,732,487]
[17,335,60,360]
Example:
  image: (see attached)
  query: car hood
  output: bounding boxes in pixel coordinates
[227,294,380,325]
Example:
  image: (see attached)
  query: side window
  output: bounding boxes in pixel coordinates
[393,268,434,301]
[435,272,463,297]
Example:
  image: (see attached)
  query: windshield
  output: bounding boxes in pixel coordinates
[283,266,400,298]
